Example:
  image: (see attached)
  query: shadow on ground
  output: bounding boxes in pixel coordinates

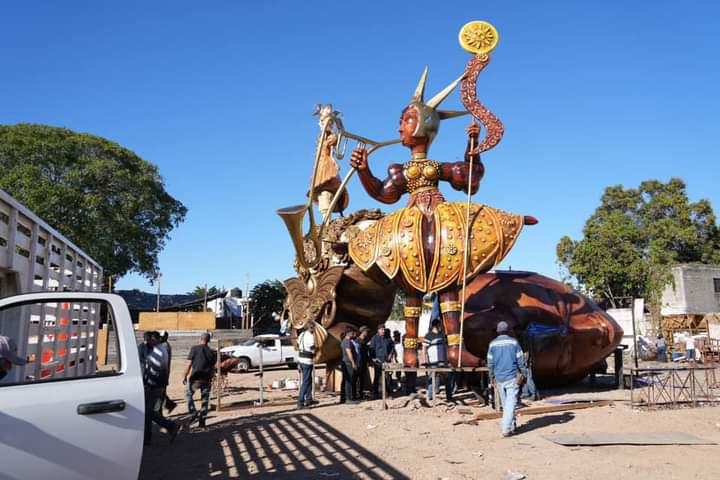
[518,412,575,434]
[140,410,409,479]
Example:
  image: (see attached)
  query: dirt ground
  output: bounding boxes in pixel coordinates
[139,364,720,480]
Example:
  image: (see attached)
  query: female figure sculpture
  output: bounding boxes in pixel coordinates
[347,68,537,367]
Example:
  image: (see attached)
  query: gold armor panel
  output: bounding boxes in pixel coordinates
[348,202,524,293]
[397,207,426,291]
[403,159,441,194]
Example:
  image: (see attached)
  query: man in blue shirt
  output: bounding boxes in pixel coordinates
[487,321,526,437]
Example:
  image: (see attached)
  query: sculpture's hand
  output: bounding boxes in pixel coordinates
[466,122,480,140]
[350,146,368,171]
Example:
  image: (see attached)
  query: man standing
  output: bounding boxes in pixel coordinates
[487,321,526,437]
[297,323,317,409]
[183,332,216,428]
[369,324,395,399]
[353,326,370,400]
[655,334,667,362]
[422,319,454,402]
[340,329,358,404]
[138,331,153,368]
[0,335,26,382]
[685,335,696,365]
[158,330,177,413]
[143,331,179,444]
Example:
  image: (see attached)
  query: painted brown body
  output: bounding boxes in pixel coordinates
[314,269,622,387]
[460,271,623,386]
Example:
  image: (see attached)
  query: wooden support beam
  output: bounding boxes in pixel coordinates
[454,400,614,425]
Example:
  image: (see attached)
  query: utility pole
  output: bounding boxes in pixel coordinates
[156,272,162,312]
[203,282,208,312]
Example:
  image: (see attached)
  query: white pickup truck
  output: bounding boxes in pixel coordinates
[0,292,144,480]
[220,334,298,371]
[0,189,144,479]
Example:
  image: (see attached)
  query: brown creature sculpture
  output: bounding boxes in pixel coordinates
[347,66,537,368]
[308,270,623,387]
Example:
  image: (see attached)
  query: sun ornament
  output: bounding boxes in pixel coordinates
[459,21,499,55]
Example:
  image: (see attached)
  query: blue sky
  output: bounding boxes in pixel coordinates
[2,1,718,295]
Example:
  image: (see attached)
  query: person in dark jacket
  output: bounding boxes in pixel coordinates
[340,329,358,404]
[353,326,370,400]
[369,324,395,399]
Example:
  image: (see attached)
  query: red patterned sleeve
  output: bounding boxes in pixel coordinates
[357,163,406,204]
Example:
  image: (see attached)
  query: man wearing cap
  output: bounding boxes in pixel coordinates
[487,321,526,437]
[0,335,26,382]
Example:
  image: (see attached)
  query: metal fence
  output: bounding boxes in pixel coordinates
[630,366,720,407]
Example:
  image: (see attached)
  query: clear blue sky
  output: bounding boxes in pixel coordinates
[2,1,718,295]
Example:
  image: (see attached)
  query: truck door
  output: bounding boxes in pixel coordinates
[280,337,296,364]
[260,339,281,365]
[0,292,144,480]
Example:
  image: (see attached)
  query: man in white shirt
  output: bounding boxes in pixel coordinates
[297,323,316,409]
[685,335,696,364]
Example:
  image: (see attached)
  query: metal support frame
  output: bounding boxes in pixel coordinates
[379,364,488,410]
[630,366,719,408]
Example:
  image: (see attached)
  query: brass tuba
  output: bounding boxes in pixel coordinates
[278,104,400,270]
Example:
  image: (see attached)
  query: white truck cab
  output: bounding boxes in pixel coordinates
[0,190,144,479]
[0,292,144,480]
[220,334,298,371]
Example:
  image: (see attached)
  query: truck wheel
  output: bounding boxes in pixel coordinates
[287,362,297,370]
[238,358,251,372]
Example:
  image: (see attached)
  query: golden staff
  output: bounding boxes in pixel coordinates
[457,20,502,368]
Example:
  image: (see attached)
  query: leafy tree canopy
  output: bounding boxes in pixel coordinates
[0,124,187,280]
[557,178,720,310]
[250,280,287,325]
[189,285,220,297]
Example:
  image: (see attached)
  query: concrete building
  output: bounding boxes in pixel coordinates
[661,264,720,316]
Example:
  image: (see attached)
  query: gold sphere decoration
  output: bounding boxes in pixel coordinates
[423,164,439,180]
[406,165,421,179]
[459,20,499,55]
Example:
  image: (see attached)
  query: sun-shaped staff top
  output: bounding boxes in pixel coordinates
[459,20,499,55]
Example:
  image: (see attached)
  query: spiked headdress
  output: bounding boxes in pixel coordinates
[406,67,468,145]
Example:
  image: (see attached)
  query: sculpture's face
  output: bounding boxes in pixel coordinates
[399,107,425,147]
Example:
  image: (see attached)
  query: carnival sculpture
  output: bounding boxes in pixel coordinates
[278,21,622,385]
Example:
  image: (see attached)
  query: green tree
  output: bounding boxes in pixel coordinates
[557,178,720,317]
[250,280,287,325]
[189,285,220,297]
[0,124,187,281]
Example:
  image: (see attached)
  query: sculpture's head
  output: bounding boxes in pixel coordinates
[400,67,468,148]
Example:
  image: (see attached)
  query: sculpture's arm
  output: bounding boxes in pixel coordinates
[439,123,484,194]
[350,147,405,204]
[440,159,483,194]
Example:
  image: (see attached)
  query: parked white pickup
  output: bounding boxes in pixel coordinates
[220,334,298,371]
[0,292,144,480]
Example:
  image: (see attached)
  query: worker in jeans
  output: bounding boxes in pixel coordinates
[487,321,526,437]
[297,323,317,409]
[143,331,180,444]
[183,332,216,428]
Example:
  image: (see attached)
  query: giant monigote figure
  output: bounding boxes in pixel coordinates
[346,67,537,368]
[279,21,622,386]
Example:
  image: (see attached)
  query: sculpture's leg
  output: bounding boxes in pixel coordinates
[440,289,481,367]
[403,295,422,367]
